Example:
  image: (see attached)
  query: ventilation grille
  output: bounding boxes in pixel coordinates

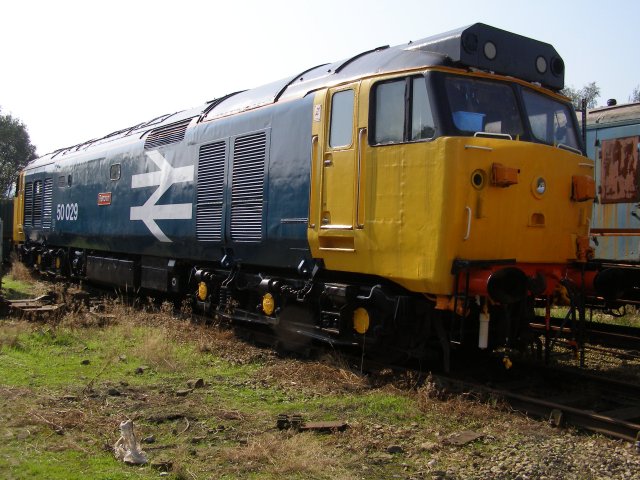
[42,178,53,230]
[32,180,43,228]
[230,132,266,242]
[24,182,33,226]
[196,141,226,242]
[144,118,191,150]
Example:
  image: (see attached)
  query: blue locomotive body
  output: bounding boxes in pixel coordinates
[22,93,315,283]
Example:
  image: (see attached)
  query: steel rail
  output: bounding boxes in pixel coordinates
[429,373,640,443]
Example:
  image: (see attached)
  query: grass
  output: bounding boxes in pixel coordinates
[1,258,48,300]
[1,275,639,478]
[1,275,36,300]
[0,296,436,479]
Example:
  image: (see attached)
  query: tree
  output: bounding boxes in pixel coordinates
[560,81,601,110]
[630,85,640,103]
[0,107,37,198]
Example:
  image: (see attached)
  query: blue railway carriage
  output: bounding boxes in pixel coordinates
[585,103,640,301]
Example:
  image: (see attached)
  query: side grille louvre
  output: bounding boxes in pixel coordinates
[42,178,53,230]
[32,180,43,228]
[196,141,226,242]
[230,132,267,242]
[24,182,33,226]
[144,118,191,150]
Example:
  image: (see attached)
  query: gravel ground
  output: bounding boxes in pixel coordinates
[413,336,640,480]
[433,433,640,480]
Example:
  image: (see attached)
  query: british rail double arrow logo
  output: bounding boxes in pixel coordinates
[130,150,194,242]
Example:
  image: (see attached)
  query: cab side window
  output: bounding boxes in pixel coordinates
[371,76,435,145]
[374,80,405,144]
[329,90,354,148]
[411,77,435,140]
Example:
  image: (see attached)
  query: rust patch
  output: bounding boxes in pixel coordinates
[601,136,640,204]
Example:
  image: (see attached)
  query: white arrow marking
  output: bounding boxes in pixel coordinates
[130,150,194,242]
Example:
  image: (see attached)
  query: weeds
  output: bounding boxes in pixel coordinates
[0,321,29,351]
[7,254,33,283]
[1,272,639,479]
[132,328,181,372]
[221,431,343,478]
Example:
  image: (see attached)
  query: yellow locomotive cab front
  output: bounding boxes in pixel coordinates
[308,68,594,300]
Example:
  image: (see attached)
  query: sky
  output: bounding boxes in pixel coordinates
[1,0,638,156]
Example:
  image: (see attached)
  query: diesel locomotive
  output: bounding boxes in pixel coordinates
[14,24,600,365]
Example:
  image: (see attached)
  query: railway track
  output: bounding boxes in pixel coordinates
[428,363,640,445]
[531,316,640,353]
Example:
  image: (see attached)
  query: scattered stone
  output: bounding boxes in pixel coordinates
[118,354,127,362]
[419,441,439,452]
[190,436,207,444]
[142,435,156,444]
[218,411,242,420]
[442,430,484,446]
[107,388,121,396]
[187,378,205,389]
[150,460,173,472]
[81,359,90,365]
[62,395,78,401]
[147,413,184,424]
[135,366,149,375]
[176,389,192,397]
[387,445,404,454]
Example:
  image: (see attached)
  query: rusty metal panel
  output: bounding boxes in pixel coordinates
[601,136,640,204]
[586,104,640,262]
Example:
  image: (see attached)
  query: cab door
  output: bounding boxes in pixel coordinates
[319,84,359,230]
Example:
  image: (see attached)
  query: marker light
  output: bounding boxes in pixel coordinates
[536,56,547,74]
[484,41,497,60]
[536,178,546,195]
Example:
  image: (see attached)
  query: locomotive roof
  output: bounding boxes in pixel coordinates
[28,23,563,169]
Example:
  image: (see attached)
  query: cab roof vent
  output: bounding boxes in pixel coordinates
[144,118,192,150]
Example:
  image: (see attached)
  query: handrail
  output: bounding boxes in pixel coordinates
[356,128,367,229]
[308,135,319,229]
[464,206,472,240]
[473,132,513,140]
[464,145,493,151]
[558,143,583,155]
